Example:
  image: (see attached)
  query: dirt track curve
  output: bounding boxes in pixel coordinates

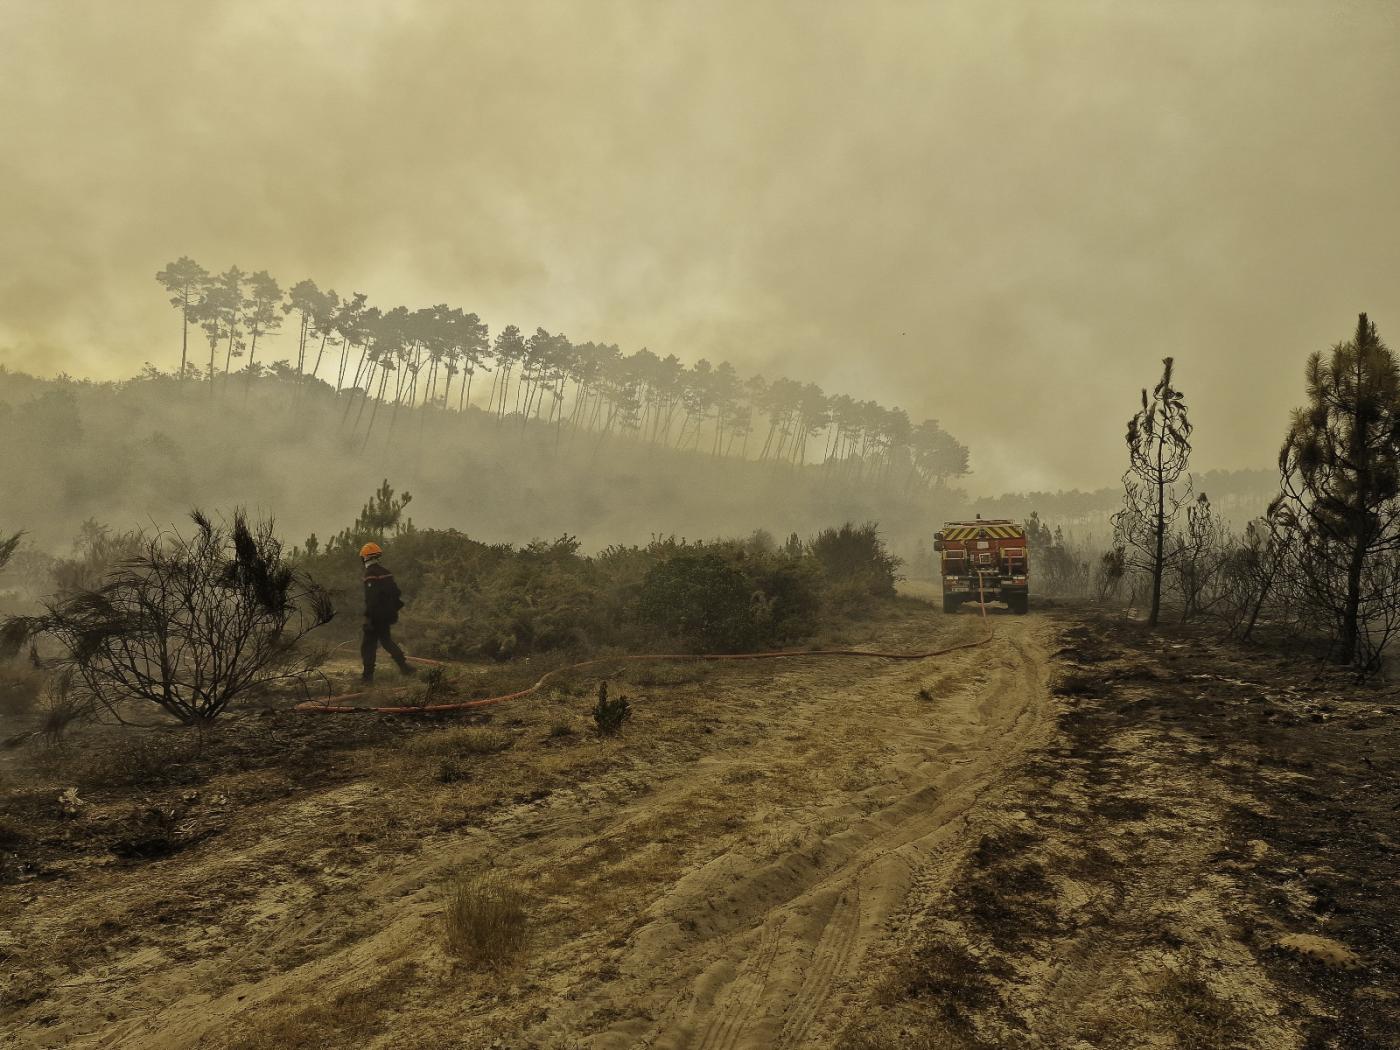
[568,615,1051,1049]
[4,601,1054,1049]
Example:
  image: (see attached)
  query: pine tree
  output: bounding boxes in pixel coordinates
[1278,313,1400,666]
[155,257,209,381]
[1113,357,1193,627]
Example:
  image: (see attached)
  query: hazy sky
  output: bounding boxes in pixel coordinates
[2,0,1397,493]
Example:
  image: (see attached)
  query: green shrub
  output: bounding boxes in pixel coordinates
[635,545,822,652]
[299,484,898,664]
[809,522,901,599]
[637,551,758,651]
[741,551,822,640]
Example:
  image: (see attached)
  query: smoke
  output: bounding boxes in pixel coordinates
[2,0,1398,492]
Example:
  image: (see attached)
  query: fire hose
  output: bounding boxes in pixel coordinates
[295,574,998,716]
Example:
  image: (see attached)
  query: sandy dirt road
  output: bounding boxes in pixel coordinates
[553,610,1052,1050]
[4,601,1054,1049]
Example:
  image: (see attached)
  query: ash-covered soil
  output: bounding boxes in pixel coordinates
[845,614,1400,1050]
[2,601,1396,1049]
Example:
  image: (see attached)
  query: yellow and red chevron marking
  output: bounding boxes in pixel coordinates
[938,524,1026,542]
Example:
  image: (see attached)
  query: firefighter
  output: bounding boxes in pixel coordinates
[359,542,416,684]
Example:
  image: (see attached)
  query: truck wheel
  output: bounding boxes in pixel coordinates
[1008,594,1029,615]
[943,595,962,614]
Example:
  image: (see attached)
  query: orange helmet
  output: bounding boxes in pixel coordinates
[359,542,383,559]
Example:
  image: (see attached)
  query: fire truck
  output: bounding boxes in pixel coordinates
[933,518,1029,614]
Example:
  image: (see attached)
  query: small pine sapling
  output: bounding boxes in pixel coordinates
[421,666,448,704]
[592,681,632,736]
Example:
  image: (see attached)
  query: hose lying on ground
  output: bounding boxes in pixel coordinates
[296,583,997,716]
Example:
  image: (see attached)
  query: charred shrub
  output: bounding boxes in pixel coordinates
[407,726,512,782]
[437,756,471,784]
[882,939,995,1014]
[420,666,448,704]
[4,511,333,725]
[108,804,208,860]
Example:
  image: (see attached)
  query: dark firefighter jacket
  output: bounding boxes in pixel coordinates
[363,562,404,624]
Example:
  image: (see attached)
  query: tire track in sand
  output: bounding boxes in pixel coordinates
[573,615,1054,1050]
[774,882,863,1048]
[692,918,786,1050]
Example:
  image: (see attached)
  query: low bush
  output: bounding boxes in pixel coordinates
[419,666,448,703]
[809,522,901,600]
[636,546,821,652]
[637,552,760,652]
[35,676,90,743]
[444,872,528,968]
[51,519,145,595]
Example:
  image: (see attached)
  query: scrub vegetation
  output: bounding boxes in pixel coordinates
[2,305,1399,1050]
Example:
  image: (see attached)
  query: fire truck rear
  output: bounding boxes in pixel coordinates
[933,519,1029,614]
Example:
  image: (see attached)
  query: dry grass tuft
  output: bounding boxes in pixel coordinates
[226,963,418,1049]
[625,662,710,687]
[408,726,514,757]
[437,756,471,784]
[444,872,528,968]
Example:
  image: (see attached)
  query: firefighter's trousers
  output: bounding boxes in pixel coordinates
[361,618,408,678]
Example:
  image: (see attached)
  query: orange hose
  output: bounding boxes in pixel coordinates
[297,583,995,716]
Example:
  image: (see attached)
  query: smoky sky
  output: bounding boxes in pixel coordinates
[2,0,1398,493]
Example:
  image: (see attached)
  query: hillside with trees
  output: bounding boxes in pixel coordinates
[153,257,968,482]
[0,256,982,565]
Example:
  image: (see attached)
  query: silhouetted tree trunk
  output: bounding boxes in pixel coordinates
[1112,357,1193,627]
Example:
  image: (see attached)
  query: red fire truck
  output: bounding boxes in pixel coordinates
[933,519,1029,614]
